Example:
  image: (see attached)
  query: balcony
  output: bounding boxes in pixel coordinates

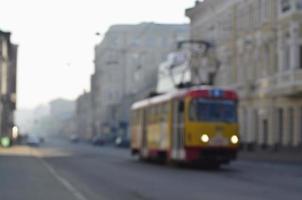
[273,69,302,96]
[251,69,302,97]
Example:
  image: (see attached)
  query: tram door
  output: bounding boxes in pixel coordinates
[172,99,185,160]
[140,109,148,158]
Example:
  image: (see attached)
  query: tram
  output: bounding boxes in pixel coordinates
[130,86,239,166]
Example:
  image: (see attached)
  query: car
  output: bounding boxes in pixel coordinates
[39,136,45,143]
[70,135,79,143]
[115,136,130,148]
[91,135,105,146]
[26,135,40,147]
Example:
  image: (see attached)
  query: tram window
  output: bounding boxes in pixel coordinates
[189,100,197,120]
[133,112,138,126]
[134,112,137,126]
[152,106,157,124]
[159,104,164,122]
[163,103,168,122]
[150,107,155,124]
[178,101,184,113]
[156,105,161,123]
[137,110,141,125]
[189,99,237,123]
[153,105,158,123]
[164,103,168,114]
[147,107,152,124]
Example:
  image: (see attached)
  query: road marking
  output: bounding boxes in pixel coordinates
[41,160,88,200]
[31,149,89,200]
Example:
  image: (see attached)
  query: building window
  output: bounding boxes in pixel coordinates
[240,108,247,143]
[261,0,270,22]
[299,45,302,69]
[284,43,290,70]
[281,0,291,13]
[288,108,294,146]
[300,107,302,146]
[297,0,302,9]
[254,109,259,144]
[277,108,283,146]
[262,119,269,148]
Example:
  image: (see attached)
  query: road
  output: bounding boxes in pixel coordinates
[0,139,301,200]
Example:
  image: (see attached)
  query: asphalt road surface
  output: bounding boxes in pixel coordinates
[0,138,301,200]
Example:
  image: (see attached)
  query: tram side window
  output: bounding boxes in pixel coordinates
[178,100,184,113]
[133,112,136,126]
[149,107,154,125]
[146,108,150,124]
[163,103,169,122]
[150,106,156,124]
[160,103,168,123]
[152,106,157,124]
[137,111,140,126]
[155,105,160,124]
[159,104,163,123]
[137,110,142,126]
[131,112,137,126]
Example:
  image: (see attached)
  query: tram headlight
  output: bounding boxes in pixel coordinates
[201,134,209,143]
[231,135,239,144]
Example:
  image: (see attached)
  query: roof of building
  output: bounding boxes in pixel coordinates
[185,0,225,19]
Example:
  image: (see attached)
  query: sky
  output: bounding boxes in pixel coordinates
[0,0,196,109]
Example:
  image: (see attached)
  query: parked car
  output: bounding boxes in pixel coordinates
[70,135,79,143]
[91,135,105,146]
[26,135,40,147]
[39,136,45,143]
[115,136,130,148]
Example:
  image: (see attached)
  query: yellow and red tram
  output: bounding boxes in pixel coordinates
[130,87,239,166]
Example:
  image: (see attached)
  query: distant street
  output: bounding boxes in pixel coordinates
[0,139,301,200]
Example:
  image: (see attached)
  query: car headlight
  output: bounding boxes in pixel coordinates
[201,134,209,143]
[230,135,239,144]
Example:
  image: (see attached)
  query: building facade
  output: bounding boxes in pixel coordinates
[0,30,17,141]
[75,91,92,140]
[186,0,302,150]
[91,23,188,140]
[49,98,76,137]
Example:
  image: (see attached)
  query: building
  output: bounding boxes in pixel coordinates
[75,91,92,140]
[16,105,49,135]
[186,0,302,150]
[49,98,76,137]
[91,23,189,140]
[0,30,18,141]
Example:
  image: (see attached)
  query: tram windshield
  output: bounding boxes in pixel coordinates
[189,99,237,123]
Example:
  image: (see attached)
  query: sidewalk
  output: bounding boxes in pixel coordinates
[238,149,302,165]
[0,145,32,156]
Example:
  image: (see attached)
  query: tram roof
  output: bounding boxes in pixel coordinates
[131,86,237,110]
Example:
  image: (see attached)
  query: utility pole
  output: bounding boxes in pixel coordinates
[174,40,219,87]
